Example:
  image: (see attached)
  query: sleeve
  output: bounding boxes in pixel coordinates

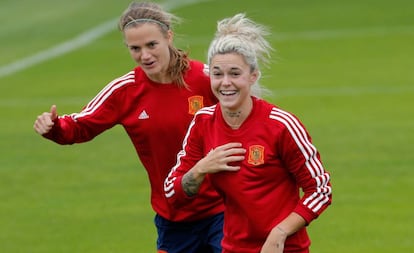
[164,114,205,208]
[42,80,125,145]
[278,112,332,224]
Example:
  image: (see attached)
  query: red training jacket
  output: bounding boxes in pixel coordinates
[165,97,332,252]
[43,60,224,222]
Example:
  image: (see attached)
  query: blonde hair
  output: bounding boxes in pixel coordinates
[119,2,190,88]
[207,13,273,97]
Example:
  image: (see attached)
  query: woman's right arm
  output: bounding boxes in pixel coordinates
[33,72,134,145]
[181,143,246,196]
[164,114,245,207]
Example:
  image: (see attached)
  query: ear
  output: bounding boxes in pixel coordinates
[167,30,174,44]
[250,70,260,84]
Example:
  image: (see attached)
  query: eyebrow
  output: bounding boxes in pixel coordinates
[212,66,241,71]
[127,40,158,48]
[146,40,157,45]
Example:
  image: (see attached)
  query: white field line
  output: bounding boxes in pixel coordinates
[270,85,414,98]
[0,18,118,79]
[1,9,413,80]
[1,85,413,108]
[176,24,414,46]
[2,25,412,80]
[0,0,413,101]
[272,25,414,41]
[0,0,211,79]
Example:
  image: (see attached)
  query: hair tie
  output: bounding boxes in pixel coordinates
[124,18,169,31]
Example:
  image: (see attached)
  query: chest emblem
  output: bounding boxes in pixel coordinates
[188,96,204,115]
[248,145,265,166]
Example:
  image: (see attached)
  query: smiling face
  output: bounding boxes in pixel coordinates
[210,53,259,112]
[124,23,173,83]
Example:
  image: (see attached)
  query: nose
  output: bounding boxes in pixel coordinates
[222,74,231,85]
[140,48,151,60]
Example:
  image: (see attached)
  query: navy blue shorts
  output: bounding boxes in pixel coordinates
[155,212,224,253]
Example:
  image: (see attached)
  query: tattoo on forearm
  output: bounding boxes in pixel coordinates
[182,171,202,197]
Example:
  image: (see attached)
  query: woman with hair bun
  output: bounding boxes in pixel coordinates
[165,13,332,253]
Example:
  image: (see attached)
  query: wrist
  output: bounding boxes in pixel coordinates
[275,226,287,237]
[194,158,208,176]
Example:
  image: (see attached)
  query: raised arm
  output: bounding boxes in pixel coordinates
[32,72,134,145]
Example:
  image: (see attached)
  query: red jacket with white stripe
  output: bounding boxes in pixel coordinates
[164,97,332,252]
[43,60,223,222]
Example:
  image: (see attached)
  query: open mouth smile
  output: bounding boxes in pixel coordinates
[220,90,237,96]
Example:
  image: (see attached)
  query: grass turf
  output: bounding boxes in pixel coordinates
[1,0,413,252]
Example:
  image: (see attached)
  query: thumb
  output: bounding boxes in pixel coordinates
[50,105,58,120]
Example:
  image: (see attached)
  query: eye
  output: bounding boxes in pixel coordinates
[129,46,140,52]
[212,72,223,77]
[230,71,241,77]
[148,41,157,48]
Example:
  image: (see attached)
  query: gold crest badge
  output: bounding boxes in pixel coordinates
[248,145,265,166]
[188,96,204,115]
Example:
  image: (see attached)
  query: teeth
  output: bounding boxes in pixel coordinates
[220,90,236,96]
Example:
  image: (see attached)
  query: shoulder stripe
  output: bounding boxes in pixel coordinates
[203,63,210,76]
[269,108,323,177]
[195,104,216,116]
[164,117,196,198]
[73,71,134,120]
[269,107,331,212]
[165,104,212,198]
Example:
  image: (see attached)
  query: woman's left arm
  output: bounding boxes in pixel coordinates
[260,212,306,253]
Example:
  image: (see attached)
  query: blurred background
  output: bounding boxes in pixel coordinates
[1,0,413,252]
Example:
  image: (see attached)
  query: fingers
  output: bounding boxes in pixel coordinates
[50,105,58,120]
[208,142,247,172]
[33,113,54,135]
[33,105,58,135]
[215,142,246,159]
[225,154,246,164]
[215,142,244,150]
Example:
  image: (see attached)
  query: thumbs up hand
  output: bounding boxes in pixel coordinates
[33,105,58,135]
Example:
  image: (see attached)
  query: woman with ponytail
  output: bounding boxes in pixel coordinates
[34,2,224,252]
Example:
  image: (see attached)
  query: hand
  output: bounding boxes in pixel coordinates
[181,142,246,197]
[260,226,287,253]
[198,142,246,174]
[33,105,58,135]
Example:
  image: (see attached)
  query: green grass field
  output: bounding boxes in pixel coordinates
[1,0,413,252]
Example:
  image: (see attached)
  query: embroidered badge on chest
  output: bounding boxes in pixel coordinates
[248,145,265,166]
[188,96,204,115]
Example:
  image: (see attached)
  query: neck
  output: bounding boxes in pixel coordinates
[224,110,243,129]
[147,71,172,84]
[221,97,253,129]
